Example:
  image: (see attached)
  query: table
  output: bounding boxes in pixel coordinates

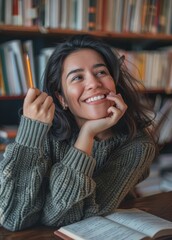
[0,191,172,240]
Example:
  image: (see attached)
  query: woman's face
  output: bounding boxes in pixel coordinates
[61,48,116,127]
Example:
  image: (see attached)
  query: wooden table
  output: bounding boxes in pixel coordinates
[0,191,172,240]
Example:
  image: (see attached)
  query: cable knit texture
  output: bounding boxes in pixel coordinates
[0,116,156,231]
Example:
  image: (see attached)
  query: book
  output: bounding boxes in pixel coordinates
[0,125,18,151]
[54,208,172,240]
[87,0,97,31]
[0,53,5,96]
[4,0,12,25]
[60,0,69,29]
[49,0,61,28]
[1,40,28,94]
[0,43,23,95]
[22,0,32,26]
[37,47,54,89]
[12,0,23,25]
[0,125,18,139]
[0,46,10,95]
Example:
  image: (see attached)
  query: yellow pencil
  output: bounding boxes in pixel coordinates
[25,53,34,88]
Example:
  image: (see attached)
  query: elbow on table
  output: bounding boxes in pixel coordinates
[0,213,39,232]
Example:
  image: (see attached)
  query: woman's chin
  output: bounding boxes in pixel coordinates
[90,112,109,120]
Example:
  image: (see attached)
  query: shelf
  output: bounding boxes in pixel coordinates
[143,89,172,95]
[0,95,25,100]
[1,25,172,41]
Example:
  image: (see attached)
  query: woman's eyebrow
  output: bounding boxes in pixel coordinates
[93,63,107,68]
[66,68,83,79]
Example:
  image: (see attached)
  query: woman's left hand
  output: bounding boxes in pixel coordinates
[83,92,128,138]
[74,92,127,155]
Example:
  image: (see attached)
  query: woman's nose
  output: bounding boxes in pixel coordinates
[86,74,102,90]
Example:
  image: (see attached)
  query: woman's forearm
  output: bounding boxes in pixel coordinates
[0,143,48,231]
[41,146,96,226]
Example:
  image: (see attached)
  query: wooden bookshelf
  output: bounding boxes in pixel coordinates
[0,95,25,100]
[0,25,172,122]
[1,25,172,41]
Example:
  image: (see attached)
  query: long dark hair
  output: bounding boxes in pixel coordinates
[43,34,155,140]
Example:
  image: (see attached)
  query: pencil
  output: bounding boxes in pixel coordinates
[25,53,34,88]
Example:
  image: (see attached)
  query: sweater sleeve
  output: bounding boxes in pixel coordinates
[41,147,96,227]
[94,137,156,216]
[84,134,156,217]
[0,116,51,231]
[0,116,96,231]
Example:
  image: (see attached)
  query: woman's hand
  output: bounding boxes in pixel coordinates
[23,88,55,124]
[74,92,127,155]
[86,92,127,137]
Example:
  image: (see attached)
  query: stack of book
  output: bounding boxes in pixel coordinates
[158,154,172,192]
[0,39,36,96]
[0,125,18,152]
[0,0,172,34]
[136,153,172,197]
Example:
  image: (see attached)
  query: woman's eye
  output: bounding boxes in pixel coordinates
[71,75,83,82]
[96,70,106,76]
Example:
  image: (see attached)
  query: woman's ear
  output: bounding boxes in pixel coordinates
[55,92,68,110]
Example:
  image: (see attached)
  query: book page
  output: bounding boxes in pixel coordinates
[58,216,149,240]
[106,209,172,238]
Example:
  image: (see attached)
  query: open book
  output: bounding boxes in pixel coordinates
[54,208,172,240]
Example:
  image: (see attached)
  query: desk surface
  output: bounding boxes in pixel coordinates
[0,191,172,240]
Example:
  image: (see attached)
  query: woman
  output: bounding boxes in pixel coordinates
[0,34,157,231]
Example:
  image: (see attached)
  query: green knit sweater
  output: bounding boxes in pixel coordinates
[0,116,156,231]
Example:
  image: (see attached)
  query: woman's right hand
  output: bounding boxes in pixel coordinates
[23,88,55,124]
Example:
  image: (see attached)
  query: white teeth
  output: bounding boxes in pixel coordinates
[86,95,105,103]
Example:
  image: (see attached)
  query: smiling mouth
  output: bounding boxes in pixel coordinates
[85,94,106,103]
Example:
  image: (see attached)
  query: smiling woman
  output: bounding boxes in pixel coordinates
[0,34,158,232]
[60,48,117,127]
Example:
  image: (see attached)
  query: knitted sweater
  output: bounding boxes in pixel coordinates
[0,116,156,231]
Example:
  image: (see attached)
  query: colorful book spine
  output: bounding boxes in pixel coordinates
[88,0,97,31]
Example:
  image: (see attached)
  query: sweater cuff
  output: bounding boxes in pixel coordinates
[62,147,96,177]
[15,116,51,148]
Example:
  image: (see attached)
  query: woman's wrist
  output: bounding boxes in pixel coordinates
[74,127,94,156]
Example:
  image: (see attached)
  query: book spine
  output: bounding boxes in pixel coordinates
[88,0,97,31]
[12,0,23,25]
[0,57,5,96]
[0,48,10,95]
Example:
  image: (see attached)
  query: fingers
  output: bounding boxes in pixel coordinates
[42,93,54,110]
[34,92,51,108]
[107,92,128,113]
[106,92,127,125]
[24,88,53,111]
[23,88,55,124]
[24,88,41,104]
[45,103,55,123]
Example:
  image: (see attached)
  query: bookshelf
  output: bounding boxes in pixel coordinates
[0,1,172,127]
[1,25,172,40]
[0,26,172,117]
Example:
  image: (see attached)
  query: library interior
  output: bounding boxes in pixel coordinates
[0,0,172,203]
